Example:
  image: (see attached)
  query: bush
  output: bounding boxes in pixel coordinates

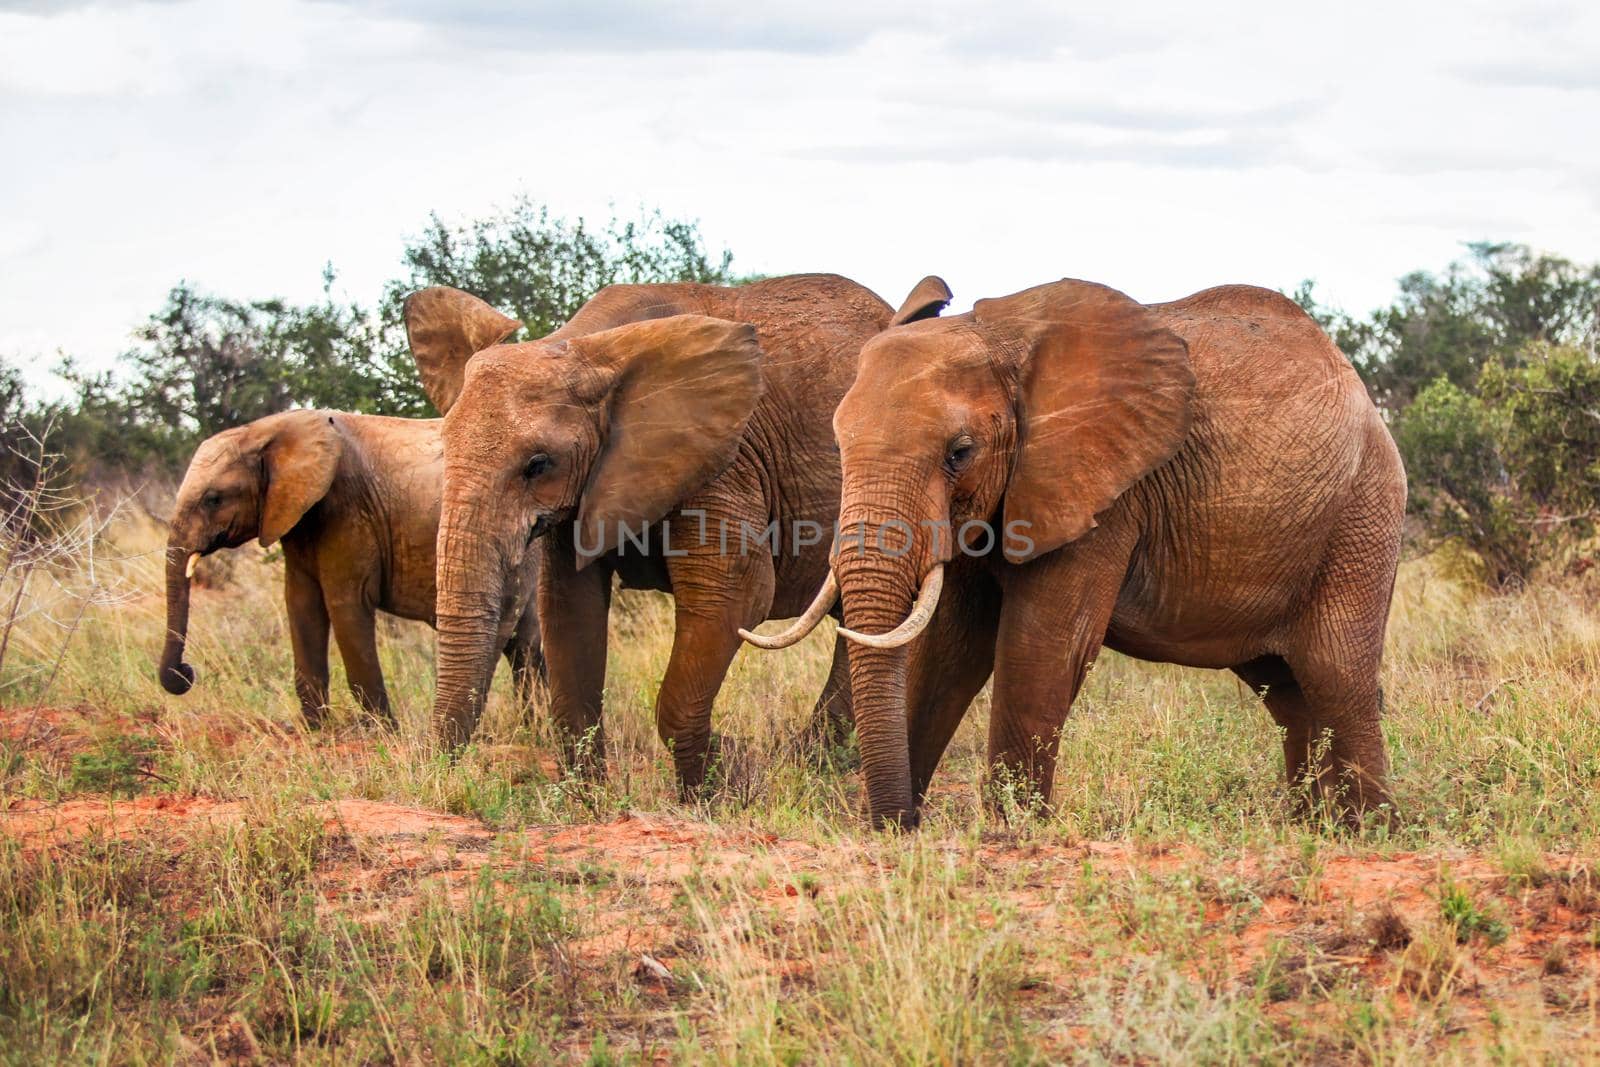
[1481,342,1600,533]
[381,197,735,344]
[1397,344,1600,586]
[1397,378,1528,584]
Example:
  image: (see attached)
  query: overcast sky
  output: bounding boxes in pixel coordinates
[2,0,1597,388]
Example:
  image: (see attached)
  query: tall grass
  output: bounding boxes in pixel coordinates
[8,510,1600,849]
[3,510,1600,1062]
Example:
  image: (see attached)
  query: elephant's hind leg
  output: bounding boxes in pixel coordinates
[1267,649,1392,821]
[1264,475,1402,821]
[1235,627,1393,823]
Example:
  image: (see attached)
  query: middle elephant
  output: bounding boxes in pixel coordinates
[403,273,950,790]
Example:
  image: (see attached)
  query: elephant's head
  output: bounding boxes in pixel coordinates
[158,410,343,695]
[402,287,764,747]
[789,278,1195,828]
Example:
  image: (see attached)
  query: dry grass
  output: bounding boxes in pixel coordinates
[3,510,1600,1063]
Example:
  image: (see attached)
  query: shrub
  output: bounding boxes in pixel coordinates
[1398,343,1600,586]
[1481,342,1600,541]
[1396,378,1530,585]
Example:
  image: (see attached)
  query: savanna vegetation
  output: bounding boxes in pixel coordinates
[2,214,1598,1062]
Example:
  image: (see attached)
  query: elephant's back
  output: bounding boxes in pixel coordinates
[1154,285,1374,455]
[1155,286,1361,389]
[725,276,894,604]
[726,274,891,396]
[556,274,888,408]
[339,414,445,508]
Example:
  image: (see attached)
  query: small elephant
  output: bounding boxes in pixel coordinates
[402,274,951,786]
[158,409,542,727]
[747,279,1406,829]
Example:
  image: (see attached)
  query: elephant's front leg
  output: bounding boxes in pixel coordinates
[285,565,332,728]
[905,563,1002,811]
[988,530,1134,815]
[659,528,775,796]
[330,599,394,727]
[538,534,612,777]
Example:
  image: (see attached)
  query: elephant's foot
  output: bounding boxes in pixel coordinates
[981,764,1053,825]
[868,804,922,832]
[683,733,774,808]
[558,724,608,782]
[1290,774,1399,835]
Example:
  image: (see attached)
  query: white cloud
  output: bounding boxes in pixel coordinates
[1,0,1596,390]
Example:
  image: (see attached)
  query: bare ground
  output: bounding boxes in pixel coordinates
[7,781,1598,1058]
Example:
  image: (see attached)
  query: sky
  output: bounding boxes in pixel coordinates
[2,0,1597,390]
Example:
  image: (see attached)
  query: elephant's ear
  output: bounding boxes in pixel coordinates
[570,315,763,567]
[978,279,1194,563]
[403,287,522,414]
[890,276,953,326]
[259,413,344,548]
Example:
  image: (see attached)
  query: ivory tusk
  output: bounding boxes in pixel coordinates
[837,565,944,649]
[738,571,838,649]
[185,552,201,579]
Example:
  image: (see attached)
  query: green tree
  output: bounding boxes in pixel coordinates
[1397,343,1600,586]
[266,265,423,418]
[1395,377,1530,584]
[1299,244,1600,415]
[18,200,741,474]
[381,198,734,336]
[121,283,293,440]
[1480,343,1600,546]
[371,199,735,416]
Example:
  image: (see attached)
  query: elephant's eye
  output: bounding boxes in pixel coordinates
[523,453,553,480]
[944,436,977,474]
[201,490,223,509]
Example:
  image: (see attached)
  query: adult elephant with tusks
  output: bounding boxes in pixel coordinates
[744,278,1406,830]
[404,273,953,792]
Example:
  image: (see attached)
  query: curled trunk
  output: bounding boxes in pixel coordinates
[157,541,196,694]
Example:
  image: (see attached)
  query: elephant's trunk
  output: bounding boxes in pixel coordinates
[432,488,508,750]
[834,508,931,830]
[158,540,197,695]
[838,566,942,648]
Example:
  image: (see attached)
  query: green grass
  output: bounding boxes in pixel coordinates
[3,510,1600,1062]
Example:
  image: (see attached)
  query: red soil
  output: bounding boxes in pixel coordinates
[4,703,1596,1052]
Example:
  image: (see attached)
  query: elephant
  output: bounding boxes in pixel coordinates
[743,278,1407,829]
[158,409,542,727]
[401,273,953,789]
